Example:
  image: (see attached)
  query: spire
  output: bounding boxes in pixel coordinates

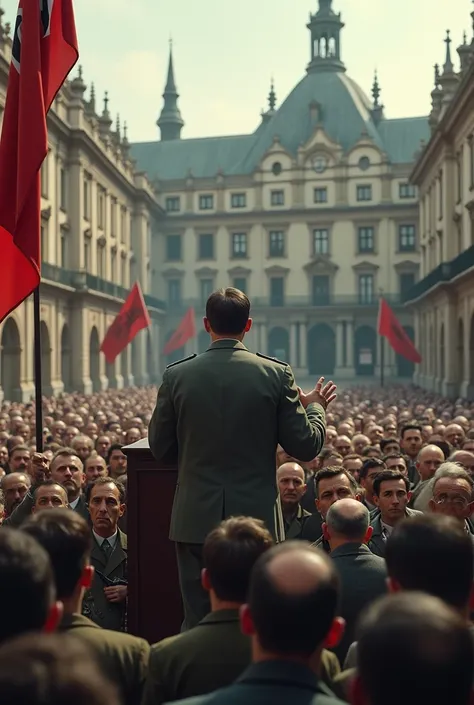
[115,114,121,141]
[307,0,345,74]
[438,30,460,114]
[370,70,384,125]
[157,40,184,141]
[98,91,113,134]
[429,64,443,132]
[70,64,86,100]
[442,29,454,74]
[268,78,277,112]
[457,30,472,73]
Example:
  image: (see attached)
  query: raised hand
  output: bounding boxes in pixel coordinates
[298,377,337,410]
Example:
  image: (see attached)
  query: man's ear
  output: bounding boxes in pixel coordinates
[323,616,345,649]
[363,525,373,543]
[240,603,255,636]
[201,568,211,593]
[79,564,94,590]
[244,318,252,333]
[203,317,211,334]
[43,601,63,633]
[322,522,330,542]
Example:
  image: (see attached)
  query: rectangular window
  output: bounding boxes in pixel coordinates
[312,275,330,305]
[60,229,67,268]
[41,154,48,198]
[358,226,375,253]
[200,278,213,304]
[166,196,181,212]
[121,256,127,285]
[60,168,67,210]
[457,154,463,203]
[356,184,372,202]
[399,224,416,252]
[199,194,214,210]
[231,193,246,208]
[399,183,416,199]
[110,197,117,237]
[270,277,284,307]
[233,277,247,293]
[358,274,374,304]
[41,225,48,264]
[271,190,285,206]
[97,245,105,278]
[313,228,329,255]
[269,230,285,257]
[399,272,416,296]
[97,187,105,229]
[232,232,247,258]
[83,174,91,220]
[111,250,116,283]
[120,207,127,244]
[438,171,443,218]
[314,187,328,204]
[198,233,214,260]
[166,234,182,261]
[167,278,182,305]
[83,240,90,271]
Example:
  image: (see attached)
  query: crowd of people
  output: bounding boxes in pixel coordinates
[0,379,473,704]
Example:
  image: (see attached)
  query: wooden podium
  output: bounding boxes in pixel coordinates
[123,439,183,643]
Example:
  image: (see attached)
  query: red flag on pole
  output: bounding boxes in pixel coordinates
[0,0,78,322]
[100,282,151,364]
[163,307,196,356]
[378,298,422,364]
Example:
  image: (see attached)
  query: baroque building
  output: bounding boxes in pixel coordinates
[0,8,165,402]
[132,0,429,381]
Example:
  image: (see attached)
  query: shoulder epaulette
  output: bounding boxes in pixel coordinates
[256,352,288,366]
[166,354,197,369]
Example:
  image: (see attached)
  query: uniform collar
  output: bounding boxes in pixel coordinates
[199,608,241,625]
[208,339,247,351]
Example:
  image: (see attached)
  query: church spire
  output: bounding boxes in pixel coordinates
[260,78,277,124]
[307,0,345,74]
[371,70,384,124]
[157,40,184,141]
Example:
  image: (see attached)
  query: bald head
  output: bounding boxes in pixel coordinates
[326,498,370,543]
[247,542,339,658]
[276,462,305,482]
[449,450,474,474]
[416,444,445,482]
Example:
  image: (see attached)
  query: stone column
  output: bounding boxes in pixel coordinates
[336,321,344,369]
[442,301,458,398]
[259,323,268,355]
[299,322,307,371]
[335,320,355,380]
[290,323,298,368]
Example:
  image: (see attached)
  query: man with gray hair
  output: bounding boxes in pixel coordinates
[428,462,474,531]
[322,499,386,664]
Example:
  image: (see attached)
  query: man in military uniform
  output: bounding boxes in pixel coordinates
[149,287,336,630]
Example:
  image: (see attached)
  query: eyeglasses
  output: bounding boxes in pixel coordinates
[434,494,470,510]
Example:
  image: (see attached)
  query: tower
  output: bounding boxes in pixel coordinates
[157,42,184,141]
[307,0,345,74]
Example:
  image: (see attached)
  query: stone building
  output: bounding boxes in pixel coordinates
[132,0,429,381]
[406,13,474,399]
[0,9,165,402]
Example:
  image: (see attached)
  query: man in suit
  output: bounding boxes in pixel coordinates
[5,448,89,526]
[323,499,387,664]
[171,542,346,705]
[22,508,148,705]
[83,477,128,631]
[275,462,311,542]
[149,287,336,629]
[369,470,422,558]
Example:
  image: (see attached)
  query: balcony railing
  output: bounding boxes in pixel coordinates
[403,244,474,303]
[41,263,74,287]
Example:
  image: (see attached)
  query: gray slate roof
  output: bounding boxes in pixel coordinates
[131,70,430,182]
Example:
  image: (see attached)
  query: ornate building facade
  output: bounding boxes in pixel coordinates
[132,0,429,382]
[0,9,165,402]
[407,16,474,399]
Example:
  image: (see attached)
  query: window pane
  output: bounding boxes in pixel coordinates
[233,277,247,292]
[358,227,374,253]
[269,231,285,257]
[232,233,247,258]
[358,274,374,303]
[314,187,328,203]
[200,278,213,303]
[313,229,329,254]
[199,233,214,259]
[231,193,246,208]
[166,235,182,261]
[270,277,284,306]
[312,276,330,305]
[271,190,284,206]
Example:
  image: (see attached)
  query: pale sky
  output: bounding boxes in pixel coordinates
[2,0,472,141]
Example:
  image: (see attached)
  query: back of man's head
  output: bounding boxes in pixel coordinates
[0,633,120,705]
[355,593,474,705]
[325,498,370,544]
[203,516,273,603]
[244,542,340,658]
[205,287,250,336]
[22,509,92,601]
[0,528,55,644]
[385,514,473,613]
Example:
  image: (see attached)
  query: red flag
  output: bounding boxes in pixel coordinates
[100,282,151,364]
[163,307,196,356]
[378,298,422,364]
[0,0,78,322]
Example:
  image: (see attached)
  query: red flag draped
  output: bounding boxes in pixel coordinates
[100,282,151,364]
[378,298,422,364]
[163,307,196,356]
[0,0,78,322]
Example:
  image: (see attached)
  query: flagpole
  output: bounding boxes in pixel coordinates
[33,286,44,452]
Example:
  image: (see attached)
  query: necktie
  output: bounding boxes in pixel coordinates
[102,539,112,559]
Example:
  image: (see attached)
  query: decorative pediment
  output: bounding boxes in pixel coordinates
[264,265,290,276]
[228,266,251,277]
[162,267,185,278]
[195,266,218,277]
[303,255,339,274]
[352,261,379,272]
[394,260,419,272]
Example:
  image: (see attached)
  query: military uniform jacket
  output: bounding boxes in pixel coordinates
[149,339,326,543]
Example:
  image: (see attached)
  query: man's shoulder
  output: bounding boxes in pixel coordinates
[255,352,289,367]
[62,615,149,656]
[166,354,198,370]
[406,508,423,518]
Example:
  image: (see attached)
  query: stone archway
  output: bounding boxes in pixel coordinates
[354,326,376,377]
[307,324,335,375]
[457,318,464,387]
[397,325,416,378]
[268,327,290,363]
[40,321,52,396]
[61,324,72,392]
[1,318,21,401]
[198,330,210,354]
[89,327,101,392]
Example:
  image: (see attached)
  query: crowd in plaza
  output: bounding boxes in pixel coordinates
[0,377,473,704]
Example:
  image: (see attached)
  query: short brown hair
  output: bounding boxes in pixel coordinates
[205,287,250,336]
[203,516,273,602]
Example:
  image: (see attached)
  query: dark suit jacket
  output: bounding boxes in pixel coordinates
[149,340,326,543]
[83,529,127,631]
[171,660,346,705]
[330,543,387,664]
[369,508,423,558]
[58,613,149,705]
[4,490,89,527]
